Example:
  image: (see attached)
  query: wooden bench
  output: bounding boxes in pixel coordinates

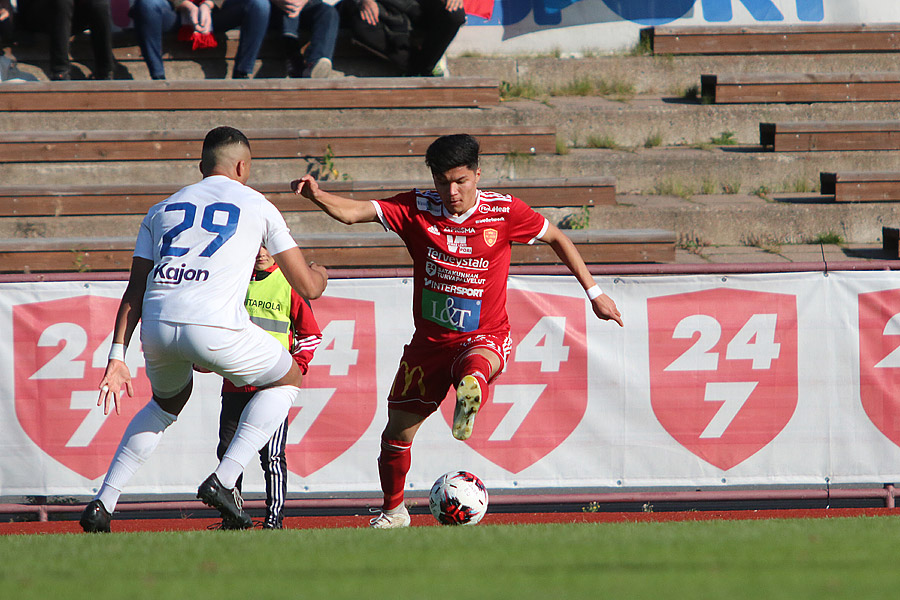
[0,77,499,111]
[644,24,900,55]
[0,228,675,272]
[0,177,616,216]
[0,126,555,163]
[761,121,900,151]
[819,171,900,202]
[701,72,900,104]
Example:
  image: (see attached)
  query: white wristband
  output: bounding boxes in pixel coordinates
[108,343,127,362]
[585,284,603,300]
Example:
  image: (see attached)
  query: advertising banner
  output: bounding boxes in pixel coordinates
[449,0,900,54]
[2,271,900,498]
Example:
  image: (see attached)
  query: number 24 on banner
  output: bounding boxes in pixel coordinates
[14,296,151,481]
[647,289,798,471]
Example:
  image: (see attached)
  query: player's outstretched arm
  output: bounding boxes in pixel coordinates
[98,257,152,415]
[540,224,624,327]
[291,174,379,225]
[273,245,328,300]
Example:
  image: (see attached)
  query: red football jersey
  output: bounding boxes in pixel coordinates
[373,189,548,343]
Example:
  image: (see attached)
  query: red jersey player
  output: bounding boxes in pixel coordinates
[291,134,623,528]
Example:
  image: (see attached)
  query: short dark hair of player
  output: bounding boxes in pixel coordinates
[425,134,480,174]
[202,126,251,166]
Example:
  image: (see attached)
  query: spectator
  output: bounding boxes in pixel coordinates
[346,0,464,77]
[274,0,339,78]
[45,0,116,80]
[0,0,13,44]
[130,0,270,79]
[0,0,13,81]
[0,2,39,82]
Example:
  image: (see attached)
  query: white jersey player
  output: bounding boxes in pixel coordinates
[80,127,328,532]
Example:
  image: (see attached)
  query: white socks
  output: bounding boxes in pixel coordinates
[215,385,299,489]
[95,400,177,513]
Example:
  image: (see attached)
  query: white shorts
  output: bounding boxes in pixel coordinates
[140,319,294,399]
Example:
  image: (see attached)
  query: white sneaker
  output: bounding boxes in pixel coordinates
[452,375,482,441]
[431,55,450,78]
[304,57,332,79]
[369,505,411,529]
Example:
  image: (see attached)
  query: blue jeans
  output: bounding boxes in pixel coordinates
[131,0,271,79]
[280,0,339,65]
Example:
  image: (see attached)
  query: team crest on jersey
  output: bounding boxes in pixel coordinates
[483,229,498,247]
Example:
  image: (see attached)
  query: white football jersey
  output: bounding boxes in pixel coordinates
[134,175,297,330]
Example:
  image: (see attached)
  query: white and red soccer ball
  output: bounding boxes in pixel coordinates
[428,471,489,525]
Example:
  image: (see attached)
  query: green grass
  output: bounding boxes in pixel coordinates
[2,517,898,599]
[585,134,618,149]
[812,231,844,245]
[710,130,738,145]
[643,131,663,148]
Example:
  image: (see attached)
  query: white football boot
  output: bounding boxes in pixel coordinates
[369,505,411,529]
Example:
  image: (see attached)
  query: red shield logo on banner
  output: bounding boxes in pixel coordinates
[13,296,150,480]
[647,288,798,471]
[858,289,900,448]
[440,289,588,473]
[284,296,378,477]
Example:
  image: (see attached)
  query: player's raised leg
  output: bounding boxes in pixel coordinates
[451,349,500,441]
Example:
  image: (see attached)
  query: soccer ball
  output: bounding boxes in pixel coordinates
[428,471,489,525]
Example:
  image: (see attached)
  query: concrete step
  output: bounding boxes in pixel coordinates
[7,93,900,152]
[2,147,897,194]
[5,190,899,248]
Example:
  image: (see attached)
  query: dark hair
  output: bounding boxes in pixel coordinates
[202,126,251,166]
[425,134,480,174]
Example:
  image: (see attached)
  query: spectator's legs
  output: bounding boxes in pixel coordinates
[300,0,338,67]
[84,0,115,78]
[348,0,411,74]
[280,12,304,77]
[49,0,76,79]
[214,0,271,78]
[408,0,465,76]
[130,0,178,79]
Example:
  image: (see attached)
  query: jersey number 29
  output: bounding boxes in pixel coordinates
[161,202,241,258]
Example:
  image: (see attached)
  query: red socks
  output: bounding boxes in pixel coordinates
[453,353,493,382]
[378,436,412,511]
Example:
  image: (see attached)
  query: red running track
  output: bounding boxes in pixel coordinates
[1,508,895,535]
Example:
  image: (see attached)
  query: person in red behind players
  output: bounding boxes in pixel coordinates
[291,134,623,528]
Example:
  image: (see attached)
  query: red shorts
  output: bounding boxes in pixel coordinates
[386,333,512,417]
